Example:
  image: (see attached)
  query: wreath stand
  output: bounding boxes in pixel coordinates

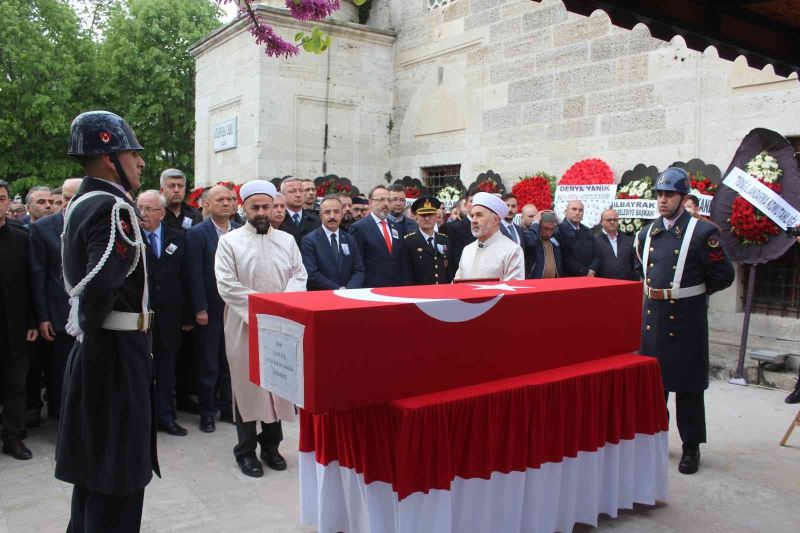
[729,264,756,386]
[780,410,800,446]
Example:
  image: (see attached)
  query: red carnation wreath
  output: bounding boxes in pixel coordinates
[404,185,421,199]
[186,186,204,209]
[689,171,718,196]
[560,158,614,185]
[512,175,553,210]
[729,151,782,245]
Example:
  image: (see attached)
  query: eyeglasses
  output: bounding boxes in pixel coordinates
[139,206,164,213]
[602,218,619,222]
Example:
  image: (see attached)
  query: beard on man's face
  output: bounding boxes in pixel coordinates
[249,215,271,233]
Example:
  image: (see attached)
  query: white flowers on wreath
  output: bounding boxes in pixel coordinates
[437,186,462,203]
[618,177,654,199]
[746,151,782,184]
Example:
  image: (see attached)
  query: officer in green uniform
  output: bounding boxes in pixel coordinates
[635,167,735,475]
[401,197,451,285]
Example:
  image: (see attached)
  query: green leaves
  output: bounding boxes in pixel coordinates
[294,26,331,54]
[0,0,222,194]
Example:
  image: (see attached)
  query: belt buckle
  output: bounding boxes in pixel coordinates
[649,288,668,300]
[138,311,154,332]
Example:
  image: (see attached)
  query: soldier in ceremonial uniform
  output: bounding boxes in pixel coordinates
[56,111,159,532]
[635,167,734,475]
[401,197,450,285]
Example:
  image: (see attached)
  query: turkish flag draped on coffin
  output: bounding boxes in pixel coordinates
[249,278,642,414]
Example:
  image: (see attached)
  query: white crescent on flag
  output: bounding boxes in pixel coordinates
[332,287,508,323]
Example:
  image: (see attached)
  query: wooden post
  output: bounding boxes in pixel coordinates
[780,411,800,446]
[731,264,756,385]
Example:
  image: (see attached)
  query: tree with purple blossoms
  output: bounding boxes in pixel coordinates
[219,0,368,58]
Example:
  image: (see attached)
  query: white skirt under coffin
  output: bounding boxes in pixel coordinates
[299,431,669,533]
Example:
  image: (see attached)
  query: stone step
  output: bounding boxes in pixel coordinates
[709,330,799,391]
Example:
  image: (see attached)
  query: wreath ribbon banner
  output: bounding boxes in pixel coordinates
[611,199,657,219]
[554,184,617,227]
[695,193,713,216]
[723,167,800,230]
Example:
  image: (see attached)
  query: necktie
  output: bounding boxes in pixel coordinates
[508,225,517,243]
[330,232,339,262]
[427,236,435,253]
[293,213,301,226]
[148,232,159,259]
[380,220,393,253]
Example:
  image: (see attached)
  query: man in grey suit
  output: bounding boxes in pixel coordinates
[594,208,638,281]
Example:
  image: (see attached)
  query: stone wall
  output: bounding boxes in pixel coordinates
[191,5,395,191]
[384,0,800,350]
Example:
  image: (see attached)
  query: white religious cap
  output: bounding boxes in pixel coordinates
[240,180,277,201]
[472,192,509,219]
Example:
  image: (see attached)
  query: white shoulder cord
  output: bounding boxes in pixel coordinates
[62,192,144,296]
[62,192,148,339]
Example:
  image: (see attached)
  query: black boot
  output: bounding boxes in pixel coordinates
[785,387,800,404]
[678,445,700,475]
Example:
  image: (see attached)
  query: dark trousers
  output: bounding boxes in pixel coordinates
[665,390,706,449]
[175,329,197,406]
[46,332,73,419]
[67,485,144,533]
[195,316,231,419]
[1,324,28,441]
[26,337,47,411]
[233,404,283,460]
[152,322,178,425]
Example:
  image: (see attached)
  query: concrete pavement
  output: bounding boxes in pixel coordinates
[1,380,798,532]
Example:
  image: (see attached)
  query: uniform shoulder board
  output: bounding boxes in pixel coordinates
[404,232,417,239]
[437,232,447,237]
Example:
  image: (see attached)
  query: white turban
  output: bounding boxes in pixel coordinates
[472,192,509,219]
[240,180,277,202]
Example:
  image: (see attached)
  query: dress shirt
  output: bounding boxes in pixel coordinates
[143,223,163,257]
[212,218,231,237]
[602,229,618,257]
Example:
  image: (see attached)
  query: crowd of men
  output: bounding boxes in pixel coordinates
[0,110,796,532]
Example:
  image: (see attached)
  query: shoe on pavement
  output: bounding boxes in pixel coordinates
[199,416,216,433]
[158,421,188,436]
[2,439,33,460]
[237,454,264,478]
[678,447,700,475]
[785,388,800,404]
[260,449,287,471]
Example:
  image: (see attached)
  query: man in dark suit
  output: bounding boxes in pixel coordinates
[138,190,192,437]
[446,186,478,280]
[279,177,321,246]
[528,212,563,279]
[401,197,450,285]
[301,195,365,290]
[388,184,418,238]
[160,168,202,231]
[186,184,239,433]
[349,185,404,288]
[500,193,534,274]
[302,179,318,213]
[0,178,38,460]
[159,168,201,416]
[594,208,638,281]
[559,199,600,277]
[28,178,81,421]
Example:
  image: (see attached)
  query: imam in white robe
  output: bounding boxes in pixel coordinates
[455,229,525,281]
[215,222,308,423]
